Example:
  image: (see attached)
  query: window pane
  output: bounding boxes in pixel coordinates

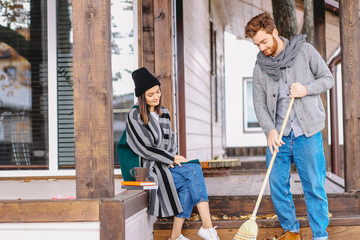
[112,0,136,167]
[57,0,74,169]
[0,0,48,169]
[56,0,136,169]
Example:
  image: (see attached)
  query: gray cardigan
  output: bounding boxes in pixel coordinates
[252,42,334,137]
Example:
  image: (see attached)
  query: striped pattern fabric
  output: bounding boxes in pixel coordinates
[126,106,183,217]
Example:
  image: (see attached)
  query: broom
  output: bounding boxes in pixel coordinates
[233,97,295,240]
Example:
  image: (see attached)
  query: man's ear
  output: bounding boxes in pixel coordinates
[272,28,279,38]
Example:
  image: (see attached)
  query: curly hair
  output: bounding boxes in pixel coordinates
[245,12,276,38]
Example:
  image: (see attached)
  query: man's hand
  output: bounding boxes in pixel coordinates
[267,129,285,154]
[290,82,307,98]
[170,155,188,168]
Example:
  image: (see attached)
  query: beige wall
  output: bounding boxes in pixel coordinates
[214,0,340,60]
[183,0,226,160]
[210,1,226,159]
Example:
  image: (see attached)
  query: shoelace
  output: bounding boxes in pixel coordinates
[208,226,219,239]
[169,234,188,240]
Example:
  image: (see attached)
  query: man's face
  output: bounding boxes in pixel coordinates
[252,29,278,56]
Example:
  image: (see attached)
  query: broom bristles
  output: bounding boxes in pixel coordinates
[233,219,258,240]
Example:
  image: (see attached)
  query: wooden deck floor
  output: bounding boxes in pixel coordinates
[0,171,344,200]
[205,171,345,196]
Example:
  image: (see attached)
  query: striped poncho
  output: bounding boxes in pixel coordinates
[126,106,183,217]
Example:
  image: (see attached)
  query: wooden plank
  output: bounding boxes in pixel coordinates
[73,0,114,198]
[115,190,149,219]
[0,200,99,223]
[327,171,345,188]
[98,191,149,240]
[290,173,304,194]
[207,196,279,216]
[175,0,187,157]
[339,0,360,192]
[328,195,360,215]
[140,0,155,71]
[205,193,359,216]
[324,177,345,193]
[155,214,360,230]
[314,0,331,171]
[185,99,212,124]
[100,200,125,240]
[137,0,143,68]
[247,174,265,196]
[154,0,174,122]
[154,224,360,240]
[139,0,176,127]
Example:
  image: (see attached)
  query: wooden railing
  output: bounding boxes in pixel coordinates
[0,190,149,240]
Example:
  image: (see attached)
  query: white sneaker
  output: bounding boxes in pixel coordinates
[168,234,190,240]
[197,226,220,240]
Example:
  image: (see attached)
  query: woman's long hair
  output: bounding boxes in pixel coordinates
[137,89,162,125]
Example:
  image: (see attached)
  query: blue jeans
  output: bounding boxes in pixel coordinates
[266,131,329,240]
[170,163,209,219]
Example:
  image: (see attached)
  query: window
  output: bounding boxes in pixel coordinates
[112,0,137,166]
[243,77,261,132]
[0,0,49,169]
[56,0,137,169]
[0,0,137,174]
[210,20,218,122]
[57,0,74,168]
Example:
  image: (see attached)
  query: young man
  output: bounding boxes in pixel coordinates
[245,12,334,240]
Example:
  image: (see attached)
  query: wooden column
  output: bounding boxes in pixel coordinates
[154,0,174,119]
[100,200,125,240]
[73,0,114,198]
[339,0,360,192]
[138,0,174,126]
[175,0,187,157]
[139,0,155,71]
[314,0,331,170]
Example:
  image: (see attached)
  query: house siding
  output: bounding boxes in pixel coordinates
[183,0,225,160]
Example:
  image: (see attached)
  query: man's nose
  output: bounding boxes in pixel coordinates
[258,44,266,51]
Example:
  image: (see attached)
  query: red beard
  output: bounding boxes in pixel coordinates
[263,36,278,56]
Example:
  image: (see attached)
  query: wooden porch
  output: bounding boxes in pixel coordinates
[0,172,344,200]
[154,172,360,240]
[0,188,150,240]
[1,172,358,239]
[1,0,359,240]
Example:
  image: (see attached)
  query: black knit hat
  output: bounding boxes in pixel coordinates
[132,67,161,97]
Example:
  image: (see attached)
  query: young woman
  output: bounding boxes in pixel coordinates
[125,67,220,240]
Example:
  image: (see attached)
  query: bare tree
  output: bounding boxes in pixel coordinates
[301,0,314,44]
[272,0,298,39]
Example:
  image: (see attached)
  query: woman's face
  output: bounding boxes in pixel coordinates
[145,85,161,110]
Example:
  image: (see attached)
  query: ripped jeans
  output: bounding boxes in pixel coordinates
[170,163,209,219]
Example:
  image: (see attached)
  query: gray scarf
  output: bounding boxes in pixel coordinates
[256,34,307,81]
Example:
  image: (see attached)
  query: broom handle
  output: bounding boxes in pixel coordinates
[251,97,295,219]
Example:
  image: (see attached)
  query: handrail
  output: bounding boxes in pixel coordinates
[328,53,341,176]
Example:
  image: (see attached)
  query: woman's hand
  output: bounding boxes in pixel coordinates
[267,129,285,154]
[170,155,188,168]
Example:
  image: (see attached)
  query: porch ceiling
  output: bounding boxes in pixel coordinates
[212,0,341,59]
[212,0,272,39]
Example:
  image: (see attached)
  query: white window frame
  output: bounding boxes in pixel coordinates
[1,0,138,177]
[243,77,262,132]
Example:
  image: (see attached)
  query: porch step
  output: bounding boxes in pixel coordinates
[230,156,267,174]
[206,193,359,216]
[154,193,360,239]
[154,214,360,239]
